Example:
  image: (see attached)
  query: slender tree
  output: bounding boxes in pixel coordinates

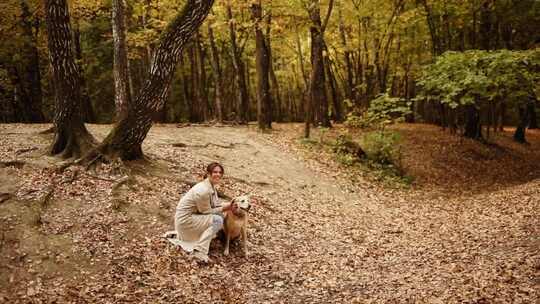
[73,19,96,122]
[226,1,250,123]
[112,0,132,120]
[265,12,280,122]
[338,4,354,108]
[20,0,45,122]
[207,20,224,122]
[305,0,334,138]
[251,1,272,130]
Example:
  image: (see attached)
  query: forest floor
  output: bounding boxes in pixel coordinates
[0,123,538,303]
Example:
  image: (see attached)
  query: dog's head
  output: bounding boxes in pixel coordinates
[233,195,251,212]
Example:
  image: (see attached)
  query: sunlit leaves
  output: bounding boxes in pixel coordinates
[417,50,540,109]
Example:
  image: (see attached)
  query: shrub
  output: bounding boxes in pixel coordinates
[345,93,412,130]
[361,130,402,166]
[332,134,366,165]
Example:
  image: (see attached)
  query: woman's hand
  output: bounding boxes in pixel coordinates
[222,201,238,212]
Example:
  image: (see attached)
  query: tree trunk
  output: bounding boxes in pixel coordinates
[73,19,96,122]
[419,0,443,56]
[207,22,224,122]
[88,0,215,161]
[339,5,354,106]
[20,1,45,122]
[251,2,272,131]
[0,83,15,122]
[266,13,281,123]
[226,3,249,123]
[308,0,332,128]
[464,105,482,139]
[513,103,529,143]
[527,98,538,129]
[187,43,200,122]
[195,31,209,121]
[112,0,132,121]
[479,0,492,50]
[45,0,96,158]
[6,66,29,122]
[325,57,343,122]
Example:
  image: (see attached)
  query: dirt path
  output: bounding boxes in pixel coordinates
[1,124,538,303]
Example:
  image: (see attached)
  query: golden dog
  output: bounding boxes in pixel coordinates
[223,195,251,257]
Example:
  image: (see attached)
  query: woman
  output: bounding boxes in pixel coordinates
[174,162,236,262]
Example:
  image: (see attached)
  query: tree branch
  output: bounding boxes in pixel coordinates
[321,0,334,33]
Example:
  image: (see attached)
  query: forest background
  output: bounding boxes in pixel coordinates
[1,0,539,138]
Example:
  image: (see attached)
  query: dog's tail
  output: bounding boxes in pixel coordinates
[162,230,178,239]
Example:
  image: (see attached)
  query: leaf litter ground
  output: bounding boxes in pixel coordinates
[0,123,538,303]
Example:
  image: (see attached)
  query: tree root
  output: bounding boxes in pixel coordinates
[0,193,12,204]
[15,147,38,155]
[111,175,134,193]
[170,142,247,149]
[39,126,56,134]
[0,160,26,169]
[55,159,82,173]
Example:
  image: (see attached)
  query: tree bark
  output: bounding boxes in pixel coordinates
[251,2,272,130]
[266,13,280,123]
[87,0,215,161]
[339,5,354,107]
[45,0,96,158]
[325,55,342,122]
[112,0,132,121]
[419,0,442,56]
[513,103,530,143]
[464,105,482,139]
[308,0,332,128]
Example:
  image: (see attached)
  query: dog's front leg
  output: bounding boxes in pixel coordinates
[224,233,230,256]
[241,225,248,257]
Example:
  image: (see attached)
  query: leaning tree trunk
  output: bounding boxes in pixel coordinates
[45,0,96,158]
[112,0,132,121]
[251,2,272,131]
[88,0,215,161]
